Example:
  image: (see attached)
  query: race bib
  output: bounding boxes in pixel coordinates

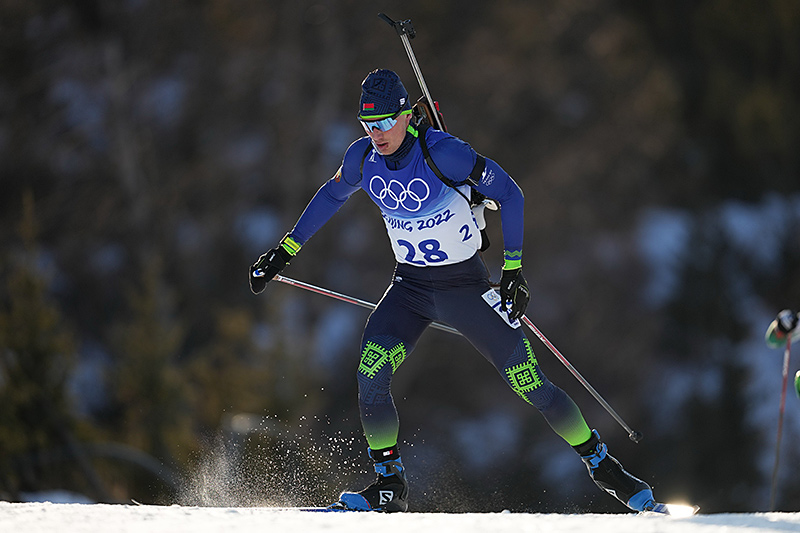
[382,198,480,266]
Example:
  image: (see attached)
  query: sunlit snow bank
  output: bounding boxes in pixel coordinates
[1,502,799,533]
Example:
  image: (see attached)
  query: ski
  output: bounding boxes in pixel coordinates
[267,500,387,512]
[267,503,700,515]
[267,499,401,513]
[266,506,364,513]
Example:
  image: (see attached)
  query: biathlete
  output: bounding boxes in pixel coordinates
[765,309,800,349]
[250,69,659,513]
[765,309,800,399]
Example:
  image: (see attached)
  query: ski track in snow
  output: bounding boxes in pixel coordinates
[1,503,799,533]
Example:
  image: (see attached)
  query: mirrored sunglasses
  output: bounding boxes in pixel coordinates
[359,109,412,133]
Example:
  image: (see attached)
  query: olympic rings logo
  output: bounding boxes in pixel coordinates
[369,176,430,212]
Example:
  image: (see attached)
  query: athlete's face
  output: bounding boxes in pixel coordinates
[364,112,412,155]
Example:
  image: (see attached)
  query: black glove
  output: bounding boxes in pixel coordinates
[249,245,293,294]
[776,309,799,334]
[499,267,530,321]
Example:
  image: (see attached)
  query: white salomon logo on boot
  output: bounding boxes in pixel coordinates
[379,490,394,505]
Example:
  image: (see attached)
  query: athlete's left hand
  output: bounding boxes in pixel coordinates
[500,268,530,321]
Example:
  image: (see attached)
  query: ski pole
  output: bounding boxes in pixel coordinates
[378,13,446,131]
[519,316,643,443]
[769,335,792,511]
[275,275,640,441]
[274,275,461,336]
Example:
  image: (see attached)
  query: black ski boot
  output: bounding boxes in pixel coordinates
[335,446,409,512]
[574,430,656,512]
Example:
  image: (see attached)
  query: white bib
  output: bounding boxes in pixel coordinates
[378,183,481,266]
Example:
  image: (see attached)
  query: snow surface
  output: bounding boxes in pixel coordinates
[1,502,799,533]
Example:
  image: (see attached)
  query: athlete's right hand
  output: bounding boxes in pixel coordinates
[249,245,293,294]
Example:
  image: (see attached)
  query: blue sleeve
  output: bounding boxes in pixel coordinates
[428,134,525,266]
[286,138,369,245]
[476,157,524,267]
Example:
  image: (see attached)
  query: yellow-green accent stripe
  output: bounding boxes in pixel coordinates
[357,108,412,120]
[503,250,522,270]
[281,236,302,256]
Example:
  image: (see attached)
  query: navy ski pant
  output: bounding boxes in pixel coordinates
[356,254,592,451]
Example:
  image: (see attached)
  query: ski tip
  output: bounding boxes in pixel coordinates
[642,502,700,517]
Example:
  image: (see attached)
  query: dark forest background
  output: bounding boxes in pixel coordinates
[2,0,800,513]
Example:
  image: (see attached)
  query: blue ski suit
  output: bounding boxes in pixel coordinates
[285,123,593,451]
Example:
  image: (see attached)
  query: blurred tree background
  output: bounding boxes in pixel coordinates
[1,0,799,513]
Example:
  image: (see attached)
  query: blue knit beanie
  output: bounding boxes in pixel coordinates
[358,69,411,119]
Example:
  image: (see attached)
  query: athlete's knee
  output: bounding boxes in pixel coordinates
[501,337,557,409]
[357,335,408,404]
[359,334,408,377]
